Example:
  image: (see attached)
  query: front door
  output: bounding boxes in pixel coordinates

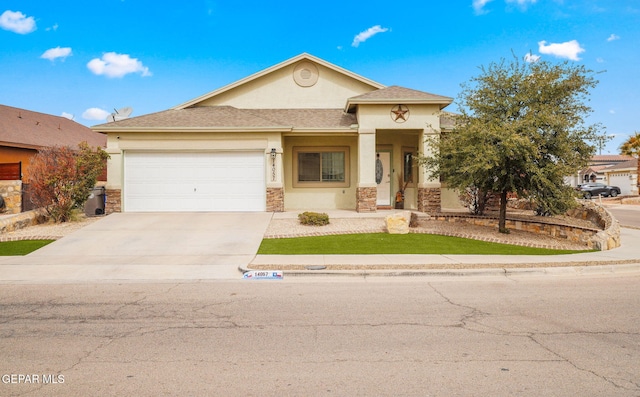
[376,151,391,206]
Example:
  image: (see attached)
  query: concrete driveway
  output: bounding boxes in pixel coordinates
[1,212,273,282]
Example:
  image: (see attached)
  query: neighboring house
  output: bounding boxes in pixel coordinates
[566,155,635,188]
[603,158,638,196]
[0,104,107,180]
[93,53,456,214]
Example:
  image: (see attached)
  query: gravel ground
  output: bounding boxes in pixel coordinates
[3,212,591,251]
[0,215,101,241]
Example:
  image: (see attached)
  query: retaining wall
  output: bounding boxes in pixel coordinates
[435,201,620,251]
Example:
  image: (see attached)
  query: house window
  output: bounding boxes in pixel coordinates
[293,147,350,187]
[402,148,416,184]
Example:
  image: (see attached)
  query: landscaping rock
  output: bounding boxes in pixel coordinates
[386,211,410,234]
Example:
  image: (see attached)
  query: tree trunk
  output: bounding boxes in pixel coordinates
[498,190,509,234]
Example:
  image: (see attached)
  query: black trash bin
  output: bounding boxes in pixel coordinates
[84,186,106,216]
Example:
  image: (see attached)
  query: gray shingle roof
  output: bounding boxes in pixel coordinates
[604,158,638,171]
[0,104,106,149]
[349,85,453,103]
[93,107,357,131]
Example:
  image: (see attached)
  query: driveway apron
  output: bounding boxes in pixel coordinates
[0,212,273,281]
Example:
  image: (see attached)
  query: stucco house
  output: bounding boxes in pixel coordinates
[603,158,638,196]
[0,104,106,180]
[566,155,637,193]
[93,53,457,214]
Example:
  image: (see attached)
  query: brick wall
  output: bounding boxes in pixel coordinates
[417,187,441,214]
[266,187,284,212]
[356,187,377,213]
[105,189,121,214]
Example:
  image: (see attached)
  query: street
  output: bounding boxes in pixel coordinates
[606,204,640,228]
[1,275,639,396]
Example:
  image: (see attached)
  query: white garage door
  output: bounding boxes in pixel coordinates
[124,151,266,212]
[609,173,632,196]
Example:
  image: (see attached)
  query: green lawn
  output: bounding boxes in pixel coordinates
[0,240,54,256]
[258,233,593,255]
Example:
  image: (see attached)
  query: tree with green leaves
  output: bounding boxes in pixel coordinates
[620,132,640,192]
[29,142,109,222]
[420,56,598,233]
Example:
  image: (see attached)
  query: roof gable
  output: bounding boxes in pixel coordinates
[175,53,384,110]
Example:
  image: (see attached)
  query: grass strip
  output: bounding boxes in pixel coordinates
[258,233,593,255]
[0,240,54,256]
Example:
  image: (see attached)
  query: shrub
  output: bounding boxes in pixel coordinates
[29,142,109,223]
[298,211,330,226]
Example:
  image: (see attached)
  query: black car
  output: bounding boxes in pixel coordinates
[577,183,621,199]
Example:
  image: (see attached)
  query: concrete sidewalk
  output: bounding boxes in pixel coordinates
[245,227,640,277]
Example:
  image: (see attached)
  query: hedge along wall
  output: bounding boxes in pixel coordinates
[0,180,22,214]
[433,200,621,251]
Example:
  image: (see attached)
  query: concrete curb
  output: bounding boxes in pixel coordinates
[239,261,640,278]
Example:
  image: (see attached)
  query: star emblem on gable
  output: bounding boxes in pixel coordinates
[390,105,409,123]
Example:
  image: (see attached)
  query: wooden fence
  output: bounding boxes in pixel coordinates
[0,162,21,180]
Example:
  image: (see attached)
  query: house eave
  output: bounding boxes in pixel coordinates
[92,126,292,134]
[345,98,453,112]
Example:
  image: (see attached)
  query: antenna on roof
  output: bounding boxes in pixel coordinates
[107,106,133,122]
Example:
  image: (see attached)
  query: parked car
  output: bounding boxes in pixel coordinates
[577,183,621,199]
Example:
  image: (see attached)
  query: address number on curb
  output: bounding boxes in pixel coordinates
[243,270,284,280]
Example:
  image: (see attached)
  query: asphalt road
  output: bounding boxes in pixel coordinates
[606,204,640,228]
[1,275,639,396]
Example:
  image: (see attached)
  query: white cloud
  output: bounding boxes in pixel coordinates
[82,108,110,121]
[538,40,585,61]
[351,25,389,47]
[596,57,605,63]
[506,0,537,7]
[61,112,74,120]
[46,23,59,32]
[473,0,493,14]
[41,47,72,61]
[607,33,620,42]
[524,52,541,63]
[0,10,36,34]
[87,52,152,78]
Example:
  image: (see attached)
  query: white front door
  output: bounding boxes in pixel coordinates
[376,151,391,206]
[124,151,266,212]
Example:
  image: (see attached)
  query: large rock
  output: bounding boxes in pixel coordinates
[386,211,411,234]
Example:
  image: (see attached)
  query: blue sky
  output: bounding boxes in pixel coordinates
[1,0,638,154]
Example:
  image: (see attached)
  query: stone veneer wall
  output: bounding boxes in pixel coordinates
[266,187,284,212]
[105,189,122,214]
[417,187,441,214]
[356,187,377,213]
[434,200,620,251]
[0,208,48,235]
[565,200,621,250]
[0,180,22,214]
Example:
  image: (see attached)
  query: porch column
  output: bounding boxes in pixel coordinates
[417,127,441,214]
[266,146,284,212]
[356,128,377,212]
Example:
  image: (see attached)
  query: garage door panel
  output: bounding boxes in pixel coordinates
[124,152,266,212]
